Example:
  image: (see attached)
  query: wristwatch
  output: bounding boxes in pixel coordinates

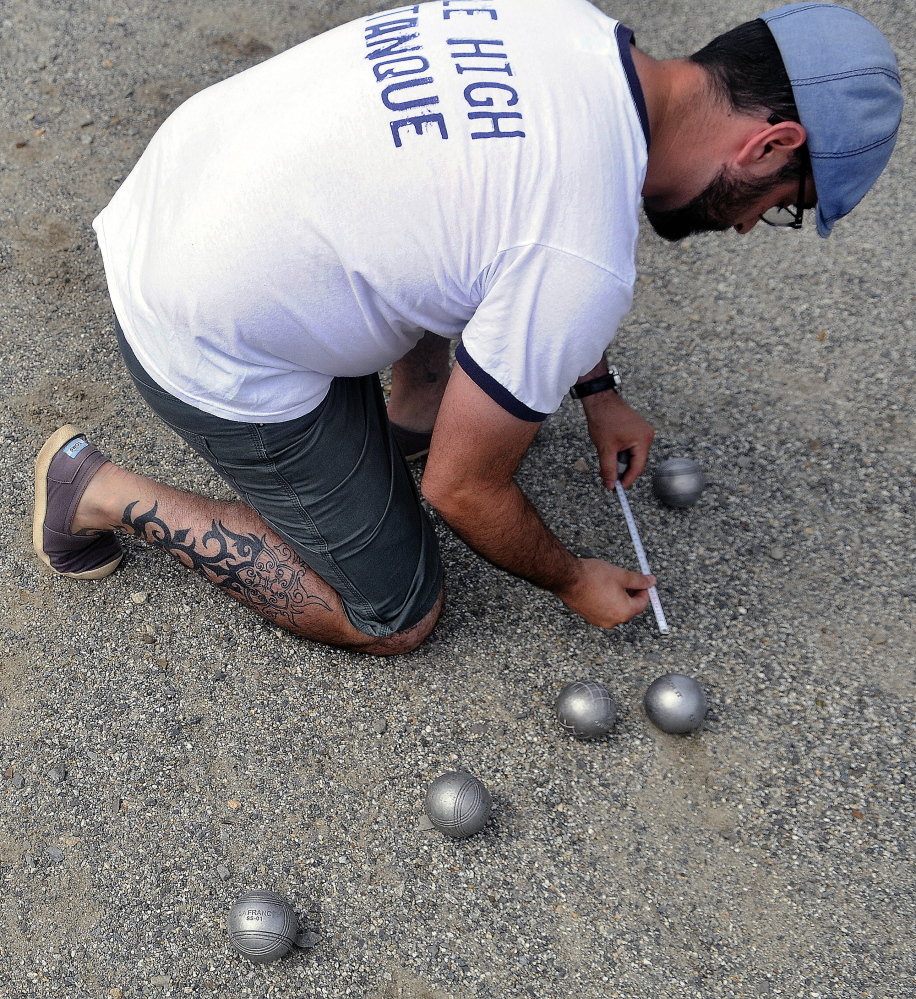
[570,364,622,399]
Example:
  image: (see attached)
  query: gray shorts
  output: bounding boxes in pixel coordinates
[116,322,442,638]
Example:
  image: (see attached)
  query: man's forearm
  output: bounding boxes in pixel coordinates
[428,477,580,594]
[422,361,655,629]
[428,476,654,631]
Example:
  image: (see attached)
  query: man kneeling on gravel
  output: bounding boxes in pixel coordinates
[34,2,901,654]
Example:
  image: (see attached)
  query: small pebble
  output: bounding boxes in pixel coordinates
[371,718,387,735]
[216,864,230,880]
[131,591,148,604]
[768,545,785,561]
[573,458,589,472]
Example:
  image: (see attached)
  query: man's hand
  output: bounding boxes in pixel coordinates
[581,388,655,490]
[555,558,656,629]
[421,362,654,630]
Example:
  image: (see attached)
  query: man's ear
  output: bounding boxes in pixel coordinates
[735,120,807,177]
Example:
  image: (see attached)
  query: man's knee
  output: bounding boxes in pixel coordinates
[357,585,444,656]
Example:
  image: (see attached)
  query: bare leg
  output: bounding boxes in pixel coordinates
[73,463,442,655]
[387,331,452,433]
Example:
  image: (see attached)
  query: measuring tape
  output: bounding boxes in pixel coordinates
[613,481,670,636]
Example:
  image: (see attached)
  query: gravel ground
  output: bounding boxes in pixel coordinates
[0,1,914,997]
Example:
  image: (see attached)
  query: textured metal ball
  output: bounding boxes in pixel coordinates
[644,674,708,734]
[227,890,298,963]
[424,772,492,839]
[652,457,706,508]
[555,680,617,740]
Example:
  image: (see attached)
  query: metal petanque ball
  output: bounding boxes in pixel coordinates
[652,457,706,508]
[555,680,617,740]
[644,673,708,734]
[227,889,298,964]
[424,772,492,839]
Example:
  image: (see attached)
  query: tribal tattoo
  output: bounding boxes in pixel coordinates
[123,501,332,629]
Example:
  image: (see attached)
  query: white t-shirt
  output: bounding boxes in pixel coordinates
[93,0,649,423]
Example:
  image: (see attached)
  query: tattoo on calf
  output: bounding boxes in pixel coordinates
[123,501,332,627]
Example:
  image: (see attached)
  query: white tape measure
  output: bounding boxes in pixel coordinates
[613,481,670,636]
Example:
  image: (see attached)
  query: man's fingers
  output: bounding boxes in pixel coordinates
[597,450,621,489]
[628,587,652,615]
[623,569,656,591]
[601,448,635,489]
[619,444,648,489]
[560,559,657,629]
[602,443,650,489]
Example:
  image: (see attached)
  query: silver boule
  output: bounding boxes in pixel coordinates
[555,680,617,740]
[644,673,708,734]
[424,771,492,839]
[652,457,706,508]
[227,889,298,963]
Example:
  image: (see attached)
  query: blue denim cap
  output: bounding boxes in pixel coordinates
[760,3,902,237]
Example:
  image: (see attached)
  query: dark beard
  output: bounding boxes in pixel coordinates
[643,166,789,242]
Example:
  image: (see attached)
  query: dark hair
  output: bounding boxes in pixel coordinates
[690,19,799,121]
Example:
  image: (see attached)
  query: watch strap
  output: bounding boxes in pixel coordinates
[570,365,621,399]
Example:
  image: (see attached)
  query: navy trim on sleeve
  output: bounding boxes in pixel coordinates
[455,343,549,423]
[616,24,651,149]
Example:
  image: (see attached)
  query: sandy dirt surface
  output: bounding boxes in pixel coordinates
[0,1,914,997]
